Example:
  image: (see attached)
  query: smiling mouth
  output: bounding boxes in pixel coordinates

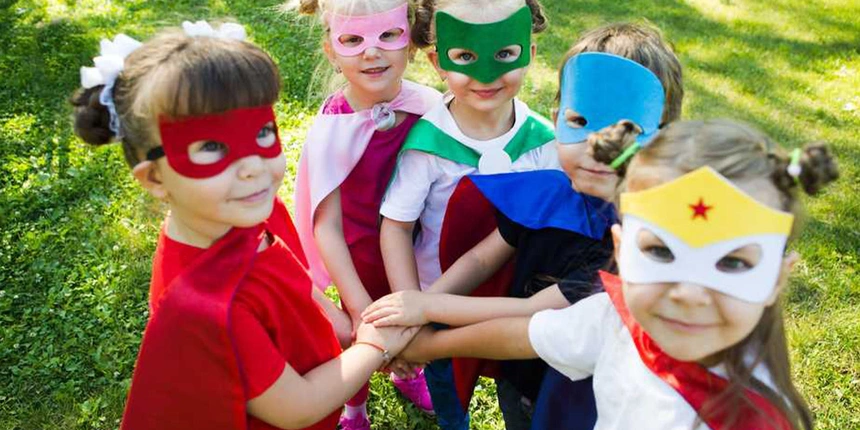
[472,88,503,98]
[361,66,390,75]
[657,315,718,333]
[579,167,616,176]
[235,187,270,203]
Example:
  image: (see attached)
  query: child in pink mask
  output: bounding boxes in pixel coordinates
[292,1,441,428]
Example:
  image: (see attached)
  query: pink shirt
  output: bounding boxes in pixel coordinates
[322,92,420,301]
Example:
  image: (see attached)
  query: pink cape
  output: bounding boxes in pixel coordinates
[294,80,441,289]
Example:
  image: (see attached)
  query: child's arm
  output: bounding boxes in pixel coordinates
[363,285,569,328]
[425,228,515,295]
[400,317,538,364]
[311,286,353,348]
[247,323,418,429]
[380,217,422,292]
[314,189,373,328]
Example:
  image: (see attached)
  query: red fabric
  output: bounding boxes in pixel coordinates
[325,92,421,301]
[124,199,341,430]
[600,272,793,430]
[439,178,514,410]
[158,105,282,178]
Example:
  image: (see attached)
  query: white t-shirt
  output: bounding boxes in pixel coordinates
[529,293,779,430]
[380,98,559,289]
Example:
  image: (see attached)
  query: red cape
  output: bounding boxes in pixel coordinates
[439,178,514,410]
[122,201,340,430]
[600,272,793,430]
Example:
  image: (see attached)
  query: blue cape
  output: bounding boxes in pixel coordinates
[466,170,616,240]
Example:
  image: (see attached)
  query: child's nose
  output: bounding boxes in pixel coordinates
[667,282,714,306]
[363,46,382,59]
[236,155,265,179]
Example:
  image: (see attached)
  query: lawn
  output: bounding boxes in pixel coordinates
[0,0,858,429]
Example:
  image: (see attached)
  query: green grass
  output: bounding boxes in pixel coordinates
[1,0,858,429]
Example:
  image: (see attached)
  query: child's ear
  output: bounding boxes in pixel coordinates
[530,42,537,59]
[322,40,337,67]
[765,251,800,306]
[132,161,168,201]
[426,50,447,81]
[611,224,623,261]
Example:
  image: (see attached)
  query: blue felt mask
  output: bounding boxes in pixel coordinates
[556,52,665,145]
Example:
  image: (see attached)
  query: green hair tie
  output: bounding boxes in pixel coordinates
[787,148,802,183]
[610,142,642,170]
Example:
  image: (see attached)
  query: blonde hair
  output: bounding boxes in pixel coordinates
[589,118,838,430]
[71,29,280,167]
[412,0,547,48]
[559,23,684,126]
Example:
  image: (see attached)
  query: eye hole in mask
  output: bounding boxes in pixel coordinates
[715,244,761,274]
[448,48,479,65]
[380,28,404,43]
[564,109,588,129]
[338,34,365,48]
[256,122,277,148]
[494,45,522,63]
[186,121,277,166]
[637,228,676,263]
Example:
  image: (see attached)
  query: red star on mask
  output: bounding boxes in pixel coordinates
[690,198,713,220]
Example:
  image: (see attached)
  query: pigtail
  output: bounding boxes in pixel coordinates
[411,0,436,48]
[770,143,839,197]
[587,119,643,177]
[525,0,548,33]
[70,85,116,146]
[282,0,321,15]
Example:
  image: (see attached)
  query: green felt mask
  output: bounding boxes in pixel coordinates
[435,6,532,84]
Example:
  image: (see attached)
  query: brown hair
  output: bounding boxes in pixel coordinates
[591,119,838,430]
[559,23,684,126]
[71,29,281,167]
[412,0,547,49]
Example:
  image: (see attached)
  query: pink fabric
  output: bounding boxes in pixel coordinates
[327,92,420,300]
[294,80,441,289]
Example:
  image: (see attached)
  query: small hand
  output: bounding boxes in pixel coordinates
[361,291,429,327]
[355,322,421,361]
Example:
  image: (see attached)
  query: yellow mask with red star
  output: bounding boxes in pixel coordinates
[618,167,794,303]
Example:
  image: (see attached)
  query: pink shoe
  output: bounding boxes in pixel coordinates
[338,414,371,430]
[391,370,435,415]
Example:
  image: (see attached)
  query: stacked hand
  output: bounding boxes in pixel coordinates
[361,291,430,327]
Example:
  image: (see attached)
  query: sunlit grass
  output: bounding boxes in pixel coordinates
[1,0,857,428]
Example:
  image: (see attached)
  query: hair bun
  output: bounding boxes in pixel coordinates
[70,86,115,146]
[588,119,642,176]
[798,143,839,196]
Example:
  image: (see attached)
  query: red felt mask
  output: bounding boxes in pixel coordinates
[151,105,282,179]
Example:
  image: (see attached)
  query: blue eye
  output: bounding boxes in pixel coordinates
[256,123,277,148]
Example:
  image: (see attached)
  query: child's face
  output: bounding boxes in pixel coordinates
[551,110,618,200]
[616,168,792,365]
[326,37,409,102]
[157,141,286,239]
[428,44,534,113]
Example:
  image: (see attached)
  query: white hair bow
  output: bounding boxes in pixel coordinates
[181,21,247,41]
[79,34,143,136]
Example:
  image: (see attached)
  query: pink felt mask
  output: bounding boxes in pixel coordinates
[327,3,410,57]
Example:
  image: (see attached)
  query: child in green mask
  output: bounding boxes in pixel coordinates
[377,22,686,430]
[379,1,553,429]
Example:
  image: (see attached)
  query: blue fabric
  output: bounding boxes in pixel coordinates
[467,170,616,240]
[556,52,665,146]
[530,369,597,430]
[425,358,470,430]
